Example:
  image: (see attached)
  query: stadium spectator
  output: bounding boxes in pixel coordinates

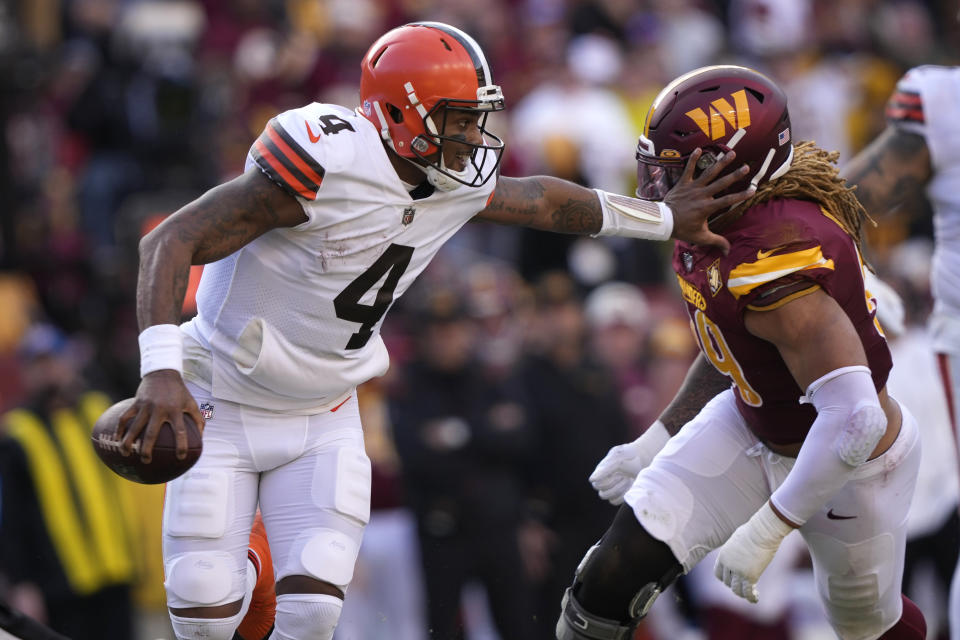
[516,272,632,639]
[0,324,137,640]
[391,288,536,639]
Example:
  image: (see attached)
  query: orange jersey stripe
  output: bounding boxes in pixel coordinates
[266,125,325,186]
[891,91,921,104]
[254,140,316,200]
[886,106,924,122]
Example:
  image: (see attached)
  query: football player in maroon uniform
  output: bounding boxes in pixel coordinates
[557,66,927,640]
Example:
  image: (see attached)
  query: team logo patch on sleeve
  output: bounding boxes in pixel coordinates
[251,118,326,200]
[708,259,723,296]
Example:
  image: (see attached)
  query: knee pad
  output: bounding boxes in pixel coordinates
[292,528,361,590]
[557,536,684,639]
[165,551,244,609]
[272,593,343,640]
[170,610,244,640]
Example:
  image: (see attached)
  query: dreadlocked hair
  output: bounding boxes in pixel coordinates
[713,141,874,250]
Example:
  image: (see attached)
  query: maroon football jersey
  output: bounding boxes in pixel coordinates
[672,198,892,445]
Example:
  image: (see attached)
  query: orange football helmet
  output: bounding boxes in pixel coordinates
[360,22,505,190]
[635,65,793,204]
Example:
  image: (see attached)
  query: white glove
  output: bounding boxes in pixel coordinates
[589,420,671,504]
[714,502,794,603]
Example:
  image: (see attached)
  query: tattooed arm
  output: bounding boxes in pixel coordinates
[657,353,731,435]
[841,126,932,219]
[137,169,306,327]
[476,175,602,233]
[120,170,305,461]
[476,150,754,251]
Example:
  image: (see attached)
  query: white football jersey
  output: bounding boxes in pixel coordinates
[888,66,960,353]
[181,103,497,413]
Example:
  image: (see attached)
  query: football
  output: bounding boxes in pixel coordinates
[91,397,202,484]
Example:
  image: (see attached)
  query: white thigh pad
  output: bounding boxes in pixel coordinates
[331,448,371,524]
[165,470,230,538]
[300,528,360,588]
[165,551,239,607]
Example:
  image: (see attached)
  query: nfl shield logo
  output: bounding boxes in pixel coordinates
[199,402,215,420]
[402,206,416,225]
[681,251,694,273]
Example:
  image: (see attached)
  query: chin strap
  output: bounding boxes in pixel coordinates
[398,152,465,192]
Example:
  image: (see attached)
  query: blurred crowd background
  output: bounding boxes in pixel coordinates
[0,0,958,639]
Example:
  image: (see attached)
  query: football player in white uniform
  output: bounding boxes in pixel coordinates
[116,22,755,640]
[843,64,960,640]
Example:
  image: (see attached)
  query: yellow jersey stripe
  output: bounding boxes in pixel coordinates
[728,246,835,298]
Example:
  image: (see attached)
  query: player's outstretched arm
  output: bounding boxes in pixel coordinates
[841,126,931,218]
[119,170,306,463]
[475,149,753,253]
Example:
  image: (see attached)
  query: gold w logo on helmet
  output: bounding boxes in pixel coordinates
[685,89,751,140]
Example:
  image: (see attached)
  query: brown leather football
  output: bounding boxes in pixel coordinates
[91,397,202,484]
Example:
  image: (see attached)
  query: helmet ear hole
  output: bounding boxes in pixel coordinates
[386,104,404,124]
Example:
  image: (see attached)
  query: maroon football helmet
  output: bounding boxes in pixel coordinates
[635,65,793,202]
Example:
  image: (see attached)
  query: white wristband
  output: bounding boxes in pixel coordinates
[139,324,184,377]
[593,189,674,241]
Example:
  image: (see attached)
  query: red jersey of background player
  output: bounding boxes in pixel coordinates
[672,198,892,445]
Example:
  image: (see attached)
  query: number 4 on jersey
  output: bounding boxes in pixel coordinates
[334,244,414,349]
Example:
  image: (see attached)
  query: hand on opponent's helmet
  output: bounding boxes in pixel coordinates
[661,149,753,254]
